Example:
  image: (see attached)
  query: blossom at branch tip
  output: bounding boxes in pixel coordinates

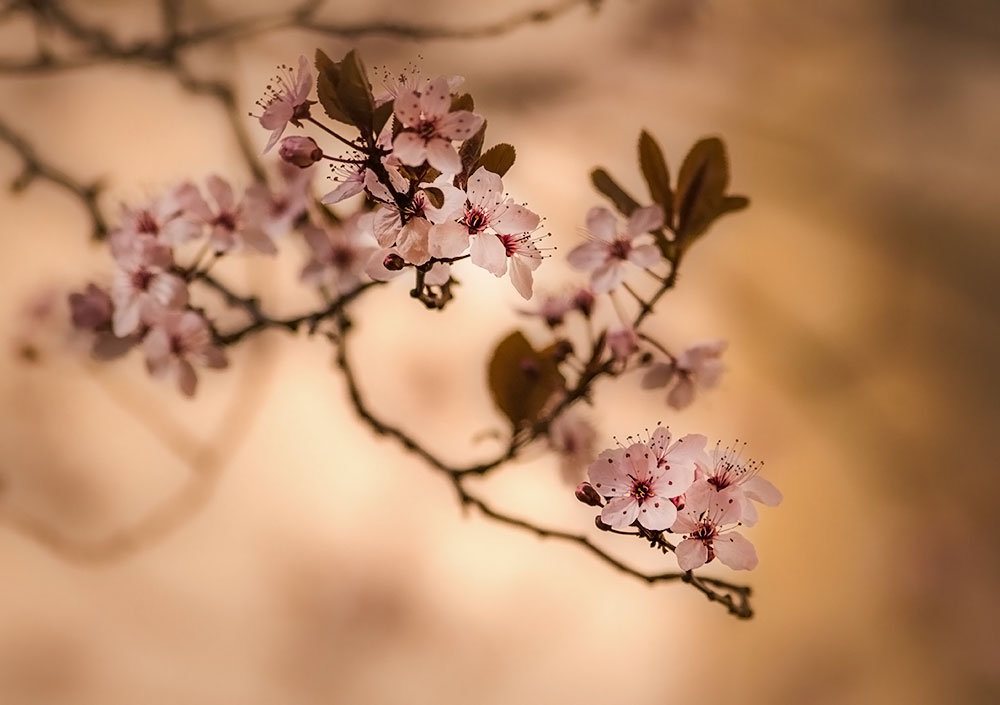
[301,213,376,294]
[587,428,704,530]
[392,76,483,174]
[686,442,781,526]
[278,135,323,168]
[255,55,313,153]
[642,340,727,410]
[567,205,665,293]
[428,167,542,296]
[672,486,758,571]
[143,309,227,398]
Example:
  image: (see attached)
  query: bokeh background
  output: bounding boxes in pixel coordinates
[1,0,998,703]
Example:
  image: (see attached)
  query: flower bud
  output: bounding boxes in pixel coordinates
[383,253,405,271]
[607,326,639,361]
[572,288,595,317]
[550,339,574,364]
[576,481,603,507]
[68,283,112,332]
[278,136,323,168]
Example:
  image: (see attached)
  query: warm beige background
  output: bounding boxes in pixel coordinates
[1,1,998,703]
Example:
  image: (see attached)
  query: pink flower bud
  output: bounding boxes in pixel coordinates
[68,283,112,332]
[607,326,639,361]
[278,136,323,168]
[572,288,595,317]
[383,253,405,271]
[575,482,603,507]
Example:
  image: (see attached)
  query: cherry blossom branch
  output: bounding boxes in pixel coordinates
[0,115,108,239]
[331,313,755,618]
[192,270,378,345]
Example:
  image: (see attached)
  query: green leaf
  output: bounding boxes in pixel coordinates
[675,137,729,245]
[315,49,351,125]
[451,93,475,112]
[336,50,375,137]
[638,130,673,225]
[590,168,639,217]
[476,143,516,177]
[487,331,567,430]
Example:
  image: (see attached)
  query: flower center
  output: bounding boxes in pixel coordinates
[330,245,355,268]
[131,268,153,291]
[464,208,487,234]
[692,519,718,542]
[213,211,237,232]
[135,210,159,235]
[707,475,730,490]
[630,478,652,504]
[609,238,630,260]
[416,118,438,141]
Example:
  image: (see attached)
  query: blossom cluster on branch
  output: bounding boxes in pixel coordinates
[61,46,778,619]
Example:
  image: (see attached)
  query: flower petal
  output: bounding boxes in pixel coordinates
[470,232,507,276]
[425,137,462,175]
[392,132,427,166]
[637,497,677,531]
[393,89,423,128]
[585,206,617,241]
[601,496,639,529]
[675,538,709,571]
[744,475,782,507]
[626,204,664,236]
[492,201,540,235]
[419,76,451,118]
[467,167,504,209]
[437,110,484,141]
[714,532,758,570]
[629,244,662,268]
[428,220,469,259]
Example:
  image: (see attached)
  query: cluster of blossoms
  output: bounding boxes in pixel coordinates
[60,46,773,611]
[576,428,781,571]
[259,57,548,300]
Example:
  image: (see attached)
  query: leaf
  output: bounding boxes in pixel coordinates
[487,331,566,430]
[717,194,749,217]
[451,93,475,112]
[638,130,673,225]
[315,49,351,125]
[459,120,487,183]
[423,187,445,209]
[476,143,516,177]
[675,137,729,245]
[373,99,394,136]
[336,50,375,137]
[590,168,639,217]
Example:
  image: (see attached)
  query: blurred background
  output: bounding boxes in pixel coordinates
[1,0,998,703]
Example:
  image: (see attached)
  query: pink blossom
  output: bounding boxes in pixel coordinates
[686,442,781,526]
[672,486,758,571]
[245,162,312,241]
[143,310,227,397]
[185,175,277,255]
[255,56,313,153]
[587,429,703,530]
[110,236,188,337]
[643,340,727,410]
[392,76,483,174]
[429,167,541,281]
[112,185,204,249]
[300,214,376,294]
[376,69,464,107]
[547,410,598,485]
[322,124,396,205]
[566,205,664,293]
